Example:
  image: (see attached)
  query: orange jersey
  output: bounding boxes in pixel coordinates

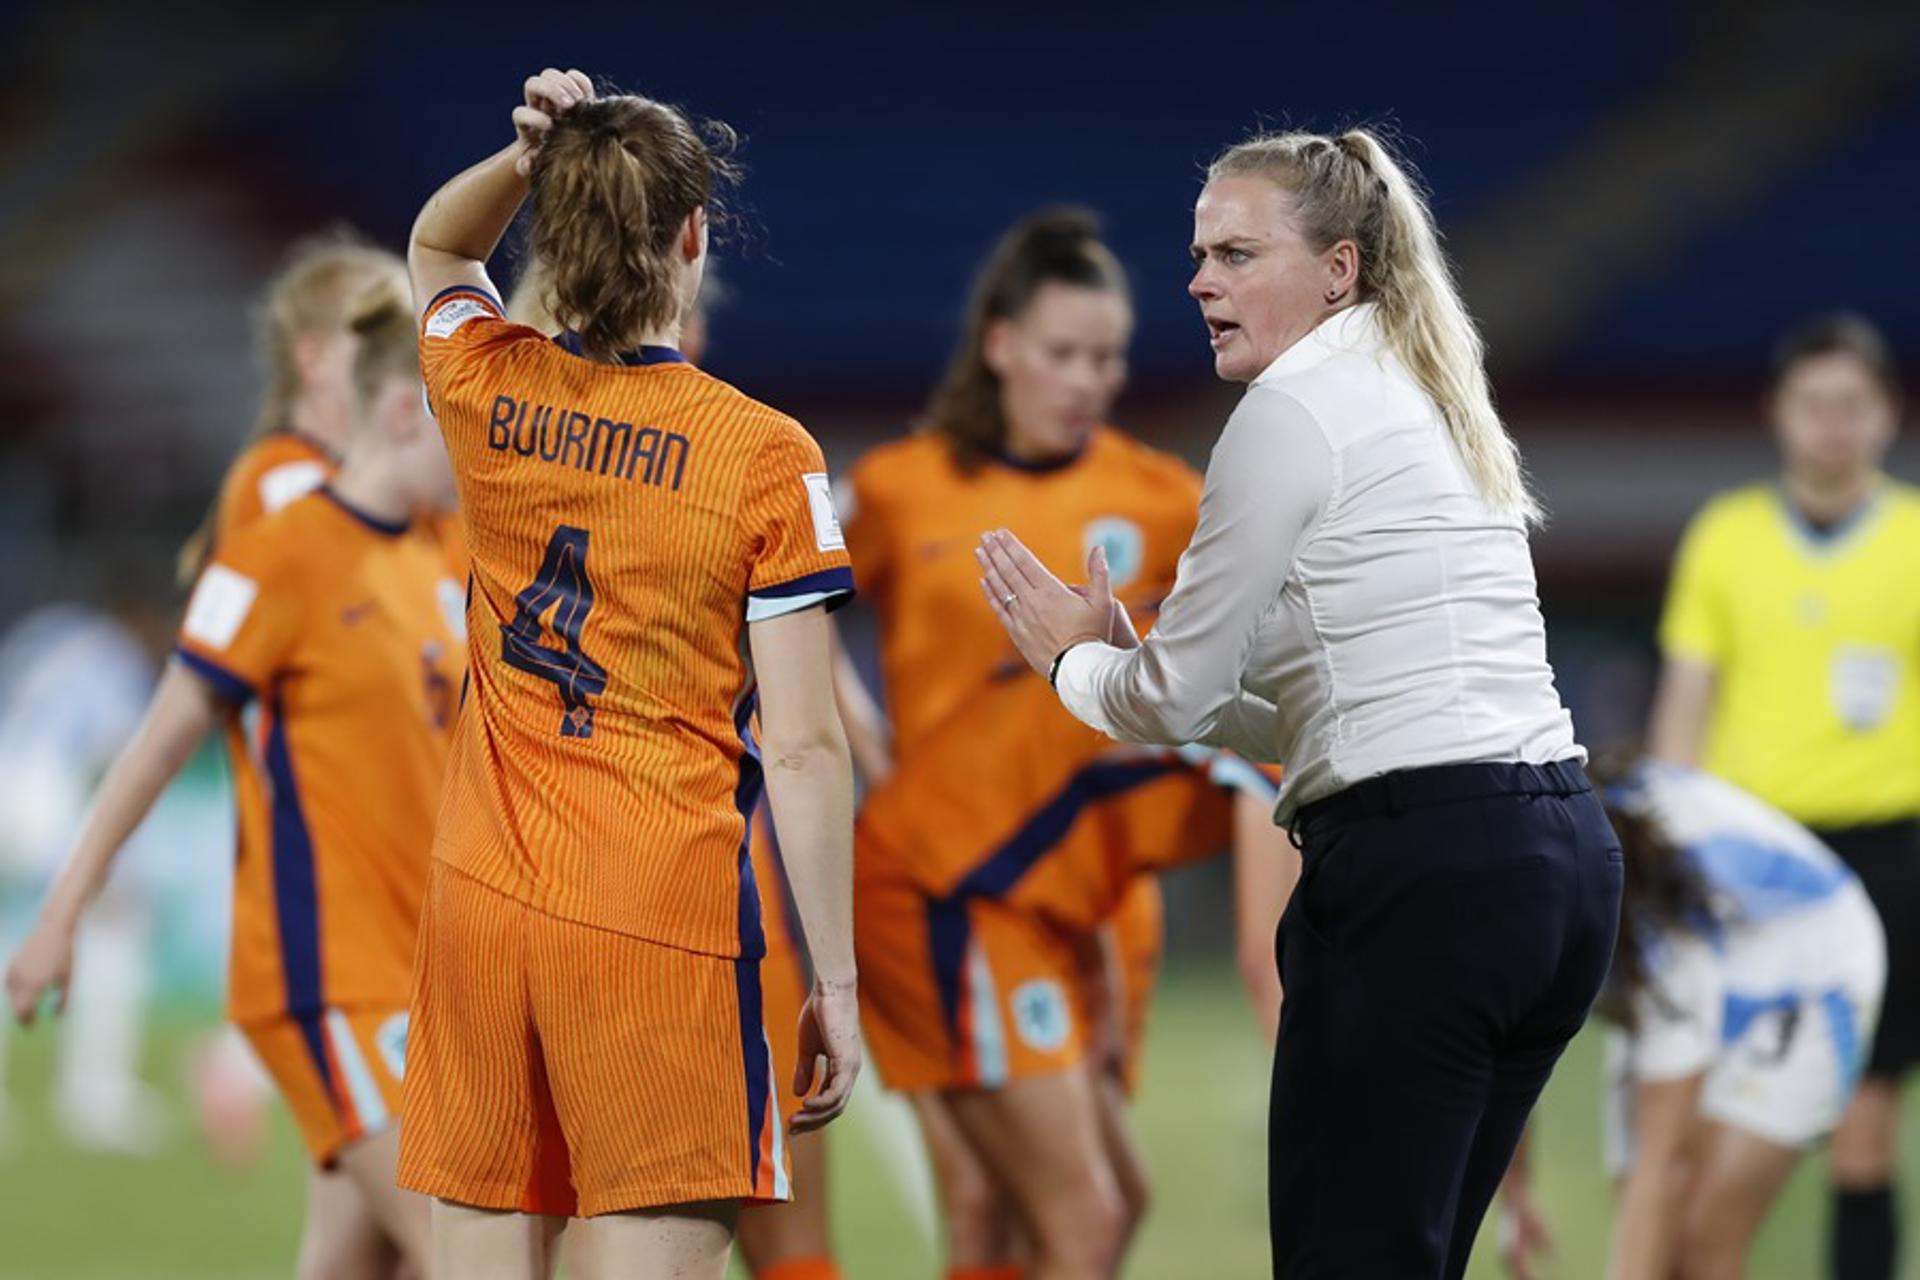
[205,433,341,919]
[842,429,1202,764]
[213,432,337,544]
[177,489,466,1019]
[429,510,470,577]
[419,287,852,957]
[857,672,1231,933]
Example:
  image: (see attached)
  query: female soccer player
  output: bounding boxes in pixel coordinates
[177,232,408,584]
[1589,756,1885,1278]
[515,235,840,1280]
[7,277,459,1278]
[398,70,859,1280]
[1649,313,1919,1280]
[837,206,1289,1280]
[983,129,1617,1278]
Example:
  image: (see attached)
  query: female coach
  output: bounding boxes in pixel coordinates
[978,129,1622,1279]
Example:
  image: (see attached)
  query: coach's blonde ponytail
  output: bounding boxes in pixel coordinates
[1211,130,1540,525]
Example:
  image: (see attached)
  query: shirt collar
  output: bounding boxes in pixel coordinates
[320,485,410,537]
[1251,302,1385,387]
[552,331,687,366]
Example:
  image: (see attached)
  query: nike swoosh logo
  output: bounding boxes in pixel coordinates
[340,601,378,625]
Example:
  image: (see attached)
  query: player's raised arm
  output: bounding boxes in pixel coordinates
[408,67,595,317]
[5,662,219,1023]
[750,604,861,1133]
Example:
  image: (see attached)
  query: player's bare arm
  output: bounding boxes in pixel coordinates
[750,604,861,1134]
[6,662,219,1023]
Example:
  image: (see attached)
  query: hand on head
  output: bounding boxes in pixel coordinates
[512,67,597,176]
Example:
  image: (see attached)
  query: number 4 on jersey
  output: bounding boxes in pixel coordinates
[501,525,608,738]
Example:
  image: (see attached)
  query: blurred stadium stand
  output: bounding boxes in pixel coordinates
[0,0,1913,731]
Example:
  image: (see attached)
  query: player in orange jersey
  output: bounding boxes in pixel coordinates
[176,231,409,586]
[399,70,859,1280]
[512,248,840,1280]
[834,208,1292,1280]
[8,279,460,1277]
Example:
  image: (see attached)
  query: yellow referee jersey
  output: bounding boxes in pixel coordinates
[1660,478,1920,826]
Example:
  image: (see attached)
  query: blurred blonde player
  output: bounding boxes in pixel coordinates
[173,231,418,1168]
[178,231,407,584]
[7,279,461,1276]
[398,71,860,1280]
[834,207,1291,1280]
[513,251,839,1280]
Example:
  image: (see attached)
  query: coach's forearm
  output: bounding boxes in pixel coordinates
[761,735,857,987]
[411,143,530,267]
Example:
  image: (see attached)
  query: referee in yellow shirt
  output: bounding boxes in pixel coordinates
[1651,313,1918,1280]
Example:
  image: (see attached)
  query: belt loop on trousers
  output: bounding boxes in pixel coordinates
[1380,772,1402,817]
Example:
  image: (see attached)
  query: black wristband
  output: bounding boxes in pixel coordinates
[1047,643,1083,690]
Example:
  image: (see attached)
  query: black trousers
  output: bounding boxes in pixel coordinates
[1269,760,1622,1279]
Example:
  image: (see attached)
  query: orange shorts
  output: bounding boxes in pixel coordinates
[856,869,1087,1093]
[1106,875,1164,1097]
[397,863,790,1217]
[749,807,811,1122]
[241,1005,409,1165]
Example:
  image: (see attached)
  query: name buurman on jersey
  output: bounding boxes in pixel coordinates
[487,393,689,489]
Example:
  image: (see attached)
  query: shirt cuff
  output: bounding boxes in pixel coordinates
[746,566,856,622]
[1053,642,1127,738]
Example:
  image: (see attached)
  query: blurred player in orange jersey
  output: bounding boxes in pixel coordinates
[400,70,859,1280]
[832,208,1293,1280]
[7,278,462,1277]
[511,254,840,1280]
[177,231,409,586]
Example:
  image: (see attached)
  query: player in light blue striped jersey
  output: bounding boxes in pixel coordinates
[1594,756,1886,1278]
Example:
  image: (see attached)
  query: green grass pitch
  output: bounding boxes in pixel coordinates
[4,967,1918,1278]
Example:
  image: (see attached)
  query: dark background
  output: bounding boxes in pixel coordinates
[1,0,1916,794]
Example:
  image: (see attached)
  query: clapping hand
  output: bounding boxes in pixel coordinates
[977,530,1130,676]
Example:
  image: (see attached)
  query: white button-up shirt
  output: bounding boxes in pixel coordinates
[1054,304,1580,822]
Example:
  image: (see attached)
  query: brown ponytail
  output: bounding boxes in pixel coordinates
[925,207,1130,470]
[1586,748,1719,1030]
[174,231,404,584]
[527,94,737,361]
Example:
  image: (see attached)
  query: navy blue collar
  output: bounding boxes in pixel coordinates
[990,443,1086,475]
[552,331,687,366]
[321,485,410,537]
